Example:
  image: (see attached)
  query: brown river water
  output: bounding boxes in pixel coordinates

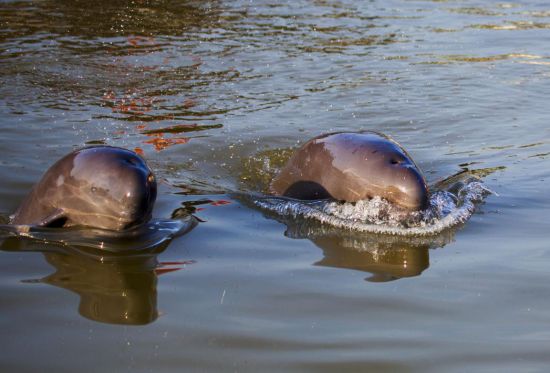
[1,0,550,371]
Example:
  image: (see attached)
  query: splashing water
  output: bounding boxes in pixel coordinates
[252,179,492,237]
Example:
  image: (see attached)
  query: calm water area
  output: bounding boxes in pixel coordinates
[2,0,550,371]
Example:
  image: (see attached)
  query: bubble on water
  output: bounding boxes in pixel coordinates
[252,178,492,237]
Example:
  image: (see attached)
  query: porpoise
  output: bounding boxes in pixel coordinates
[270,131,429,210]
[11,146,157,230]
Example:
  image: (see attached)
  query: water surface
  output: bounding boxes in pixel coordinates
[1,0,550,371]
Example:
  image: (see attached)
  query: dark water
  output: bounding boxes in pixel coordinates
[1,0,550,371]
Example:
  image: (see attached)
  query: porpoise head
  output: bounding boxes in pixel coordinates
[271,131,429,211]
[327,132,429,210]
[11,146,157,230]
[64,147,157,230]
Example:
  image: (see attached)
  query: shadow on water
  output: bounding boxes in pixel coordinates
[0,215,197,325]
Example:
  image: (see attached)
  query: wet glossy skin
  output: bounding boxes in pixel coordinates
[270,132,429,210]
[11,146,157,230]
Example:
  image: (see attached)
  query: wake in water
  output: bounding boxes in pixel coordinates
[0,216,197,254]
[252,175,493,237]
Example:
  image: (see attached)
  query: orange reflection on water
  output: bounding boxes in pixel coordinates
[144,136,190,151]
[182,98,197,109]
[112,97,154,114]
[127,35,156,47]
[210,200,231,206]
[155,260,196,276]
[102,90,155,115]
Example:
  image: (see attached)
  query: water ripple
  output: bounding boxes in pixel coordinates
[0,216,197,253]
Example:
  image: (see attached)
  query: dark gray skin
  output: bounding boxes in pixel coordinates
[270,131,429,210]
[11,146,157,230]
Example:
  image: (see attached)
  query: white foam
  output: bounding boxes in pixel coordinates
[253,180,492,237]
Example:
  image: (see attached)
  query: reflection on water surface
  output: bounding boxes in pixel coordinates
[0,215,197,325]
[2,0,550,371]
[33,245,161,325]
[313,236,430,282]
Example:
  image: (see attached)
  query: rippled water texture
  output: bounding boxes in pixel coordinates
[0,216,197,251]
[2,0,550,372]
